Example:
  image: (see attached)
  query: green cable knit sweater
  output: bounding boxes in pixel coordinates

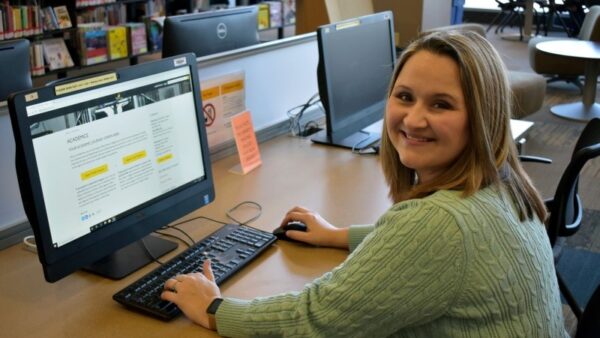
[215,187,568,337]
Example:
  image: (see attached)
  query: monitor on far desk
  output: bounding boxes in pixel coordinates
[0,39,32,103]
[311,11,396,150]
[162,6,260,58]
[8,54,215,282]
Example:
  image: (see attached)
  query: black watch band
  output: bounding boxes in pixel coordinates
[207,297,223,315]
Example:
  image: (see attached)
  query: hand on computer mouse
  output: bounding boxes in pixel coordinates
[273,221,308,243]
[277,206,349,249]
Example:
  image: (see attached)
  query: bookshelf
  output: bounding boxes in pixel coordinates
[1,0,295,82]
[0,0,165,79]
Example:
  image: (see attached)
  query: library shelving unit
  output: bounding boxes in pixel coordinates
[0,0,165,80]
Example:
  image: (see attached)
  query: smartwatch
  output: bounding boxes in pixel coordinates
[206,297,223,329]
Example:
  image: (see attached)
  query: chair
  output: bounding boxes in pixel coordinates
[522,118,600,320]
[536,0,582,37]
[528,5,600,90]
[575,281,600,337]
[487,0,529,40]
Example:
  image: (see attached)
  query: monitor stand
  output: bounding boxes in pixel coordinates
[83,235,177,280]
[311,129,380,150]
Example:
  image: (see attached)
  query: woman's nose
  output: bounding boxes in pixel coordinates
[403,103,428,129]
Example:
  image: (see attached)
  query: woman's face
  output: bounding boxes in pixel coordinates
[386,50,469,184]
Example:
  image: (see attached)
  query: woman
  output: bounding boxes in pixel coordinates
[161,31,568,337]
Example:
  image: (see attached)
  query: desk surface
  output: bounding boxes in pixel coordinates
[0,119,533,337]
[1,135,391,338]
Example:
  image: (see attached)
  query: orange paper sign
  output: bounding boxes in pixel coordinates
[230,110,262,174]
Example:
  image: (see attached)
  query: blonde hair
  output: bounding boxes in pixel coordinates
[380,30,546,222]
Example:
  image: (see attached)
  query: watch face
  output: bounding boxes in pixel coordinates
[207,298,223,315]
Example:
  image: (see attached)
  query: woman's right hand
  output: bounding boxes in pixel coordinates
[278,206,349,249]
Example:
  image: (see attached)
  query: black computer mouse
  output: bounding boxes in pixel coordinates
[273,221,308,242]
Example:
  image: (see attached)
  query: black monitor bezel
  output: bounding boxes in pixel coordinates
[8,53,215,282]
[162,6,260,58]
[314,11,396,148]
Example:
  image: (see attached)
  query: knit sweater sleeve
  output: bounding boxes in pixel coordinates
[215,201,467,337]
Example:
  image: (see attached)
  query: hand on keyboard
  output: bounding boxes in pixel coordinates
[161,259,221,330]
[113,224,276,321]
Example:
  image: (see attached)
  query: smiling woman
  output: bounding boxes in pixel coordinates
[161,30,569,338]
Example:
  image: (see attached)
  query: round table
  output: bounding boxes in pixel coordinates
[536,40,600,121]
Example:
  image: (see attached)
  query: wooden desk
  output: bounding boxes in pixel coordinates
[1,135,391,337]
[0,120,533,336]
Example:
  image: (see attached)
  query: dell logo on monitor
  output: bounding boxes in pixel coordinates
[216,23,228,39]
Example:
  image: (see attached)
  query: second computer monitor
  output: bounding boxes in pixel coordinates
[312,11,396,150]
[162,6,260,58]
[0,39,32,102]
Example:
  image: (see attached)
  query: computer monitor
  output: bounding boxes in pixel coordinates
[8,53,215,282]
[0,39,32,102]
[162,6,260,58]
[311,11,396,150]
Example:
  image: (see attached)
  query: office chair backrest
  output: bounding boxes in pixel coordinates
[575,281,600,337]
[547,118,600,246]
[578,5,600,40]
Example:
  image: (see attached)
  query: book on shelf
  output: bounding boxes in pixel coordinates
[1,0,14,39]
[283,0,295,25]
[257,3,269,30]
[78,23,108,65]
[54,5,72,29]
[144,16,163,52]
[107,25,128,60]
[76,0,117,8]
[42,38,75,71]
[0,8,4,40]
[12,6,22,37]
[30,41,45,76]
[266,1,282,28]
[41,6,58,31]
[126,22,147,56]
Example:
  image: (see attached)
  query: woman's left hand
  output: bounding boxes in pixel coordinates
[161,260,222,330]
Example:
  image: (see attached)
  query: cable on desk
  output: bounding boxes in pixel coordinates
[141,237,164,265]
[158,224,196,246]
[226,200,262,225]
[287,93,321,136]
[351,130,374,154]
[167,201,264,230]
[23,235,37,253]
[154,229,193,248]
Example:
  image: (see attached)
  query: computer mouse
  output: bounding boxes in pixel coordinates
[273,221,308,242]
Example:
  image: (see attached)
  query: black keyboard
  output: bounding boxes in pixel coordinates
[113,224,276,320]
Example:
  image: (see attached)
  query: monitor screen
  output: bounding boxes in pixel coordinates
[8,54,215,282]
[0,39,32,102]
[162,6,260,58]
[311,11,396,150]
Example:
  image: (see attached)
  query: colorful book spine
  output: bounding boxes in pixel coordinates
[107,25,128,60]
[127,22,147,56]
[12,6,22,38]
[257,4,269,30]
[2,1,14,39]
[78,23,108,66]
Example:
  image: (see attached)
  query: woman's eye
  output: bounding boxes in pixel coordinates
[396,92,411,102]
[433,101,451,110]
